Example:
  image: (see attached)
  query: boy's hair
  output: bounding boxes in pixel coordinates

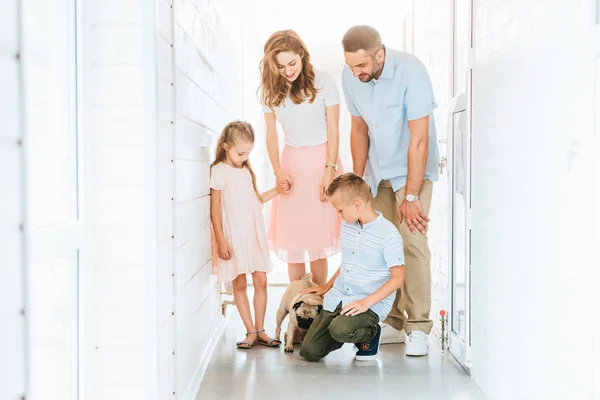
[326,173,373,204]
[342,25,382,54]
[211,120,262,202]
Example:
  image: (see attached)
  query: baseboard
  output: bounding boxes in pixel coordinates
[179,312,226,400]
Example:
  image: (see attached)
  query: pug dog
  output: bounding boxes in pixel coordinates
[275,273,323,353]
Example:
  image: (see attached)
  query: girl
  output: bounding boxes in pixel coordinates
[210,120,288,349]
[260,30,343,285]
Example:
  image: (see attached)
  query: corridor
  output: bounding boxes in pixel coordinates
[198,288,487,400]
[2,0,599,400]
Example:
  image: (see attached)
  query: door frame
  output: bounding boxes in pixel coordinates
[23,0,83,397]
[447,0,474,371]
[591,0,600,395]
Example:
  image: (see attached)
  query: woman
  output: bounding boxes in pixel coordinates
[260,30,342,285]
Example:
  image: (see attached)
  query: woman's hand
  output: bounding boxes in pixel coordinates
[320,167,335,201]
[217,241,232,260]
[276,173,292,194]
[277,179,291,194]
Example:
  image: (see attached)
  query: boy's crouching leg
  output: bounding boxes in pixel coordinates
[298,308,343,362]
[299,341,327,362]
[328,312,379,344]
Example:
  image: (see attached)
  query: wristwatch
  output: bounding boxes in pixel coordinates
[326,163,338,171]
[406,194,420,202]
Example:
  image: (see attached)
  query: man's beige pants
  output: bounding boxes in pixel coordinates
[372,179,433,334]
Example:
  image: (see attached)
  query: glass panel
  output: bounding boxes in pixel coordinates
[29,254,79,400]
[452,111,468,340]
[24,0,78,230]
[453,0,470,96]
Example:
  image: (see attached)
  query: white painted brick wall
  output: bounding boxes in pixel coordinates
[0,1,28,399]
[83,0,244,398]
[416,0,596,398]
[169,0,244,397]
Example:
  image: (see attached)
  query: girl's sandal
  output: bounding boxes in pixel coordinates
[256,329,282,347]
[236,331,258,350]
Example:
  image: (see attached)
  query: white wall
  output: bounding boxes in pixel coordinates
[417,0,597,398]
[24,0,245,399]
[412,1,453,338]
[169,0,244,397]
[470,1,595,398]
[81,0,151,398]
[0,1,28,399]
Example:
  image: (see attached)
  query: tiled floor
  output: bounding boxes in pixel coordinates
[197,287,487,400]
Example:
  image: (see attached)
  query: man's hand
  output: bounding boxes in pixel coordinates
[341,298,372,316]
[398,199,430,234]
[300,284,330,297]
[217,241,232,260]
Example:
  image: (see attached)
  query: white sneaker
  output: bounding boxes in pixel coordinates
[379,323,406,344]
[405,331,429,356]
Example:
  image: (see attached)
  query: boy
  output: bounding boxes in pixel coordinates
[299,173,405,362]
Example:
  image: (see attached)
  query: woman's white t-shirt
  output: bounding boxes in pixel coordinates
[263,71,340,148]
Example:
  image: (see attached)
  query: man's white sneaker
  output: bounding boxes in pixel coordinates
[379,323,406,344]
[405,331,429,356]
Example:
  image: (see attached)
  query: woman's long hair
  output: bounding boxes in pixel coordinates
[259,30,318,110]
[211,121,262,203]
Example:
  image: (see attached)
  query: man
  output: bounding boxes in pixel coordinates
[341,25,439,356]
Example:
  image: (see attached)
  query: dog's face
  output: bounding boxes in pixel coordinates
[292,297,323,330]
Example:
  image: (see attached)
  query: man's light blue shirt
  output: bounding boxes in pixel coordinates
[342,48,440,195]
[323,213,404,321]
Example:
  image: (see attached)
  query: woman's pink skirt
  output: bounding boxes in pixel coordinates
[268,142,343,263]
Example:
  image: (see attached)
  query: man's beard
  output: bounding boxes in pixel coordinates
[359,60,383,82]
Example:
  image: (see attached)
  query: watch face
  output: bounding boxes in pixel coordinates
[406,194,416,202]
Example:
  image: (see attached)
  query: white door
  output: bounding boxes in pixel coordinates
[448,0,473,370]
[22,0,83,398]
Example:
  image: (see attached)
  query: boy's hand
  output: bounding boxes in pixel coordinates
[341,299,372,316]
[217,241,232,260]
[300,284,329,297]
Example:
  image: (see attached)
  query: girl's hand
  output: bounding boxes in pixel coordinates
[217,241,232,260]
[300,284,330,297]
[276,174,292,194]
[277,179,291,194]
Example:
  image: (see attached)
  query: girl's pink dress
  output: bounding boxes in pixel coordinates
[210,162,272,283]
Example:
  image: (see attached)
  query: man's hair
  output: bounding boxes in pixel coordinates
[326,173,373,204]
[342,25,382,53]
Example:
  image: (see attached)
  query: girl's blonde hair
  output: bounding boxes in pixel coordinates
[259,30,318,110]
[211,121,262,202]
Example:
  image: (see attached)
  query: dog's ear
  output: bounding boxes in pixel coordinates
[292,301,302,311]
[317,305,323,313]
